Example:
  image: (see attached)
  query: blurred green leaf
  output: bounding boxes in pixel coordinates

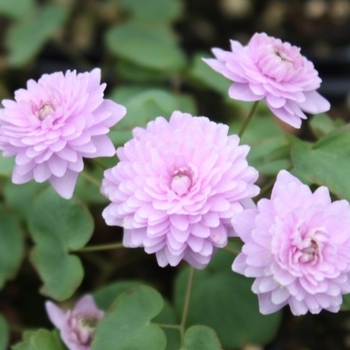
[174,250,282,348]
[28,187,94,300]
[0,314,8,350]
[188,53,231,95]
[291,128,350,201]
[0,0,35,19]
[0,154,14,177]
[92,286,166,350]
[182,326,222,350]
[105,21,186,71]
[109,88,179,145]
[6,4,68,67]
[120,0,183,22]
[12,329,65,350]
[0,207,24,289]
[309,113,345,139]
[4,180,47,220]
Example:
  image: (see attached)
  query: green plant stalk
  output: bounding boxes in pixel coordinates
[238,100,259,138]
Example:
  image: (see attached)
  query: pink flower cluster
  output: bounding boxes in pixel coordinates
[204,32,330,128]
[0,69,126,199]
[101,111,259,269]
[46,295,104,350]
[232,170,350,315]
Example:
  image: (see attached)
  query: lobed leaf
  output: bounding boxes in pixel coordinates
[182,326,222,350]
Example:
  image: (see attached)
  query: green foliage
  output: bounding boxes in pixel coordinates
[0,314,8,350]
[174,250,282,349]
[182,326,222,350]
[0,0,35,19]
[12,330,66,350]
[309,113,345,139]
[105,21,186,71]
[6,4,69,66]
[109,88,196,145]
[0,207,23,289]
[27,187,94,300]
[92,286,166,350]
[0,154,15,178]
[119,0,183,22]
[291,127,350,201]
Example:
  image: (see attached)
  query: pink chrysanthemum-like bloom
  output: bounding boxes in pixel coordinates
[0,68,126,199]
[46,295,104,350]
[203,32,330,128]
[101,111,259,269]
[232,170,350,316]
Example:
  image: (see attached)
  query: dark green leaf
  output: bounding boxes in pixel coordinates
[309,113,345,139]
[92,286,166,350]
[291,129,350,201]
[12,329,66,350]
[105,21,186,71]
[0,0,35,19]
[0,314,8,350]
[182,326,222,350]
[6,4,68,66]
[120,0,183,22]
[174,250,282,348]
[0,207,24,289]
[28,187,94,300]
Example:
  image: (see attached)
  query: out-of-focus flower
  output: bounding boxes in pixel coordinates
[46,295,104,350]
[101,111,259,269]
[232,170,350,315]
[0,69,126,199]
[203,32,330,128]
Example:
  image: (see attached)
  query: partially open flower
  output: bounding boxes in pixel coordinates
[0,69,126,199]
[232,170,350,315]
[45,295,104,350]
[101,111,259,269]
[204,32,330,128]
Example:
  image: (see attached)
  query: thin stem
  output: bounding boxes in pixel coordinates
[238,101,259,138]
[80,171,101,188]
[222,246,241,255]
[153,323,182,330]
[76,242,125,253]
[92,158,108,170]
[180,266,195,346]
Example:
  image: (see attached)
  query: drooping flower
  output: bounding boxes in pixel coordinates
[101,111,259,269]
[0,69,126,199]
[45,295,104,350]
[203,32,330,128]
[232,170,350,316]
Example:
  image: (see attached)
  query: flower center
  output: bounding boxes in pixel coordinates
[71,315,99,344]
[298,239,319,263]
[170,168,192,196]
[37,103,55,121]
[273,48,291,63]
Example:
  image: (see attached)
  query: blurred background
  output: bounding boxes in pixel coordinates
[1,0,350,349]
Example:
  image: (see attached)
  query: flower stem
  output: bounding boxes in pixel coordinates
[180,266,195,346]
[222,246,241,255]
[76,242,125,252]
[238,101,259,138]
[92,158,108,170]
[80,171,101,188]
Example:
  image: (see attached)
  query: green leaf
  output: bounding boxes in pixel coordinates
[174,250,282,348]
[28,187,94,300]
[109,89,179,145]
[309,113,345,139]
[0,154,15,177]
[291,129,350,201]
[12,329,66,350]
[0,0,35,19]
[6,4,68,67]
[105,21,186,71]
[4,180,47,220]
[188,53,231,95]
[0,314,8,350]
[0,207,24,289]
[182,326,222,350]
[120,0,183,22]
[92,286,166,350]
